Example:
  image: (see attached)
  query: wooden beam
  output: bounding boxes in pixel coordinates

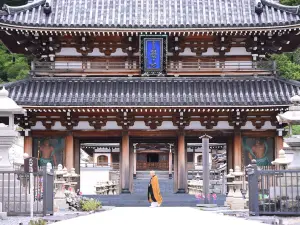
[227,137,233,171]
[233,130,242,168]
[65,135,74,170]
[275,135,283,160]
[31,130,68,137]
[121,131,130,193]
[177,131,187,193]
[73,130,122,137]
[24,136,33,156]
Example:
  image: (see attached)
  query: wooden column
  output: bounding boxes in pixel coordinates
[177,131,187,193]
[133,144,137,179]
[169,150,173,179]
[74,138,80,191]
[24,136,33,156]
[121,131,130,193]
[65,135,74,170]
[233,130,242,169]
[173,144,178,193]
[129,141,134,193]
[227,138,233,171]
[275,135,284,159]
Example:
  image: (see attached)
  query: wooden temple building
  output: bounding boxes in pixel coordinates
[1,0,300,193]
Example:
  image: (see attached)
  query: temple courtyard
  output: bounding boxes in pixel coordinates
[52,207,263,225]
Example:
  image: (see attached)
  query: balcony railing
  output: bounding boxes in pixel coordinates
[32,60,276,76]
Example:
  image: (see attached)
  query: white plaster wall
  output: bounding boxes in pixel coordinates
[194,152,212,170]
[202,47,219,56]
[225,47,251,56]
[80,169,110,195]
[88,48,105,56]
[110,48,128,56]
[56,48,81,56]
[180,48,195,56]
[93,153,111,164]
[30,120,276,131]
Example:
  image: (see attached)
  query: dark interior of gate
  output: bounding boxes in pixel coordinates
[77,136,228,206]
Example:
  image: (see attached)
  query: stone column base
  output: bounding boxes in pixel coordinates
[54,199,69,211]
[230,198,246,210]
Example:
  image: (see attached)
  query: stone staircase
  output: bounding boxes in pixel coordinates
[134,171,173,194]
[135,171,170,180]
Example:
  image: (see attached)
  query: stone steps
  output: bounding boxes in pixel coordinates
[86,193,226,207]
[133,179,174,194]
[136,171,170,180]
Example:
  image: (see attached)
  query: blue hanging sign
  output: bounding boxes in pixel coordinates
[140,35,167,76]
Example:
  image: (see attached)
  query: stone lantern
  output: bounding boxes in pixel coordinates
[271,149,292,169]
[0,87,24,170]
[276,95,300,169]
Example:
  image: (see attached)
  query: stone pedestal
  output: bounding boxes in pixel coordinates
[230,166,246,210]
[0,133,18,170]
[54,164,68,211]
[0,202,7,220]
[224,169,235,207]
[284,137,300,169]
[0,87,24,171]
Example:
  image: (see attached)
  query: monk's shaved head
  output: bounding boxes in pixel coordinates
[150,170,155,176]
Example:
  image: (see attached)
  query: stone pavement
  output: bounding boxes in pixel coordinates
[53,207,264,225]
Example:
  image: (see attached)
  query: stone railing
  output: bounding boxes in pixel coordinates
[95,181,119,195]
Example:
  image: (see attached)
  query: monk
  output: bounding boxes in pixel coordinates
[148,170,163,207]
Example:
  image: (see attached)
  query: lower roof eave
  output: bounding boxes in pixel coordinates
[22,105,289,110]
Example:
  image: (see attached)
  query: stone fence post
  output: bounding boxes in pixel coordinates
[245,159,259,216]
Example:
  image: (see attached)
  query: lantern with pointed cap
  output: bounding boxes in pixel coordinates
[277,95,300,125]
[0,86,24,170]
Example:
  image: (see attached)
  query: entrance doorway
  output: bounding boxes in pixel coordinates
[78,140,121,196]
[147,153,159,163]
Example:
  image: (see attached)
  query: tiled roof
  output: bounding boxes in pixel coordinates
[3,77,300,107]
[0,0,300,29]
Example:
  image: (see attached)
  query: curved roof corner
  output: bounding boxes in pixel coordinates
[261,0,300,15]
[2,0,46,15]
[0,0,300,31]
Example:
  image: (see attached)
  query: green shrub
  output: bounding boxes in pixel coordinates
[80,198,102,211]
[29,219,47,225]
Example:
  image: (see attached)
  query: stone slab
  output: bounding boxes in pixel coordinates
[0,212,7,220]
[196,204,218,208]
[52,207,264,225]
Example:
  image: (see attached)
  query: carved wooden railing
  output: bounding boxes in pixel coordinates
[32,60,276,76]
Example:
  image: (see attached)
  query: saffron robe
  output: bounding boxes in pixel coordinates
[148,175,163,205]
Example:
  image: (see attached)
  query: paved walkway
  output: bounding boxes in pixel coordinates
[54,207,263,225]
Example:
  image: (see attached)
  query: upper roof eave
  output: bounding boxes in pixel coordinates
[1,0,300,34]
[1,22,300,35]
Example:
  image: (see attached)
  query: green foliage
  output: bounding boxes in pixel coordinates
[283,125,300,137]
[0,43,30,83]
[80,198,102,211]
[280,0,300,6]
[292,125,300,135]
[29,219,47,225]
[0,0,27,7]
[271,48,300,80]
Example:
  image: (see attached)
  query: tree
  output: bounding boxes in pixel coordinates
[271,49,300,80]
[0,0,27,8]
[0,43,30,83]
[280,0,300,6]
